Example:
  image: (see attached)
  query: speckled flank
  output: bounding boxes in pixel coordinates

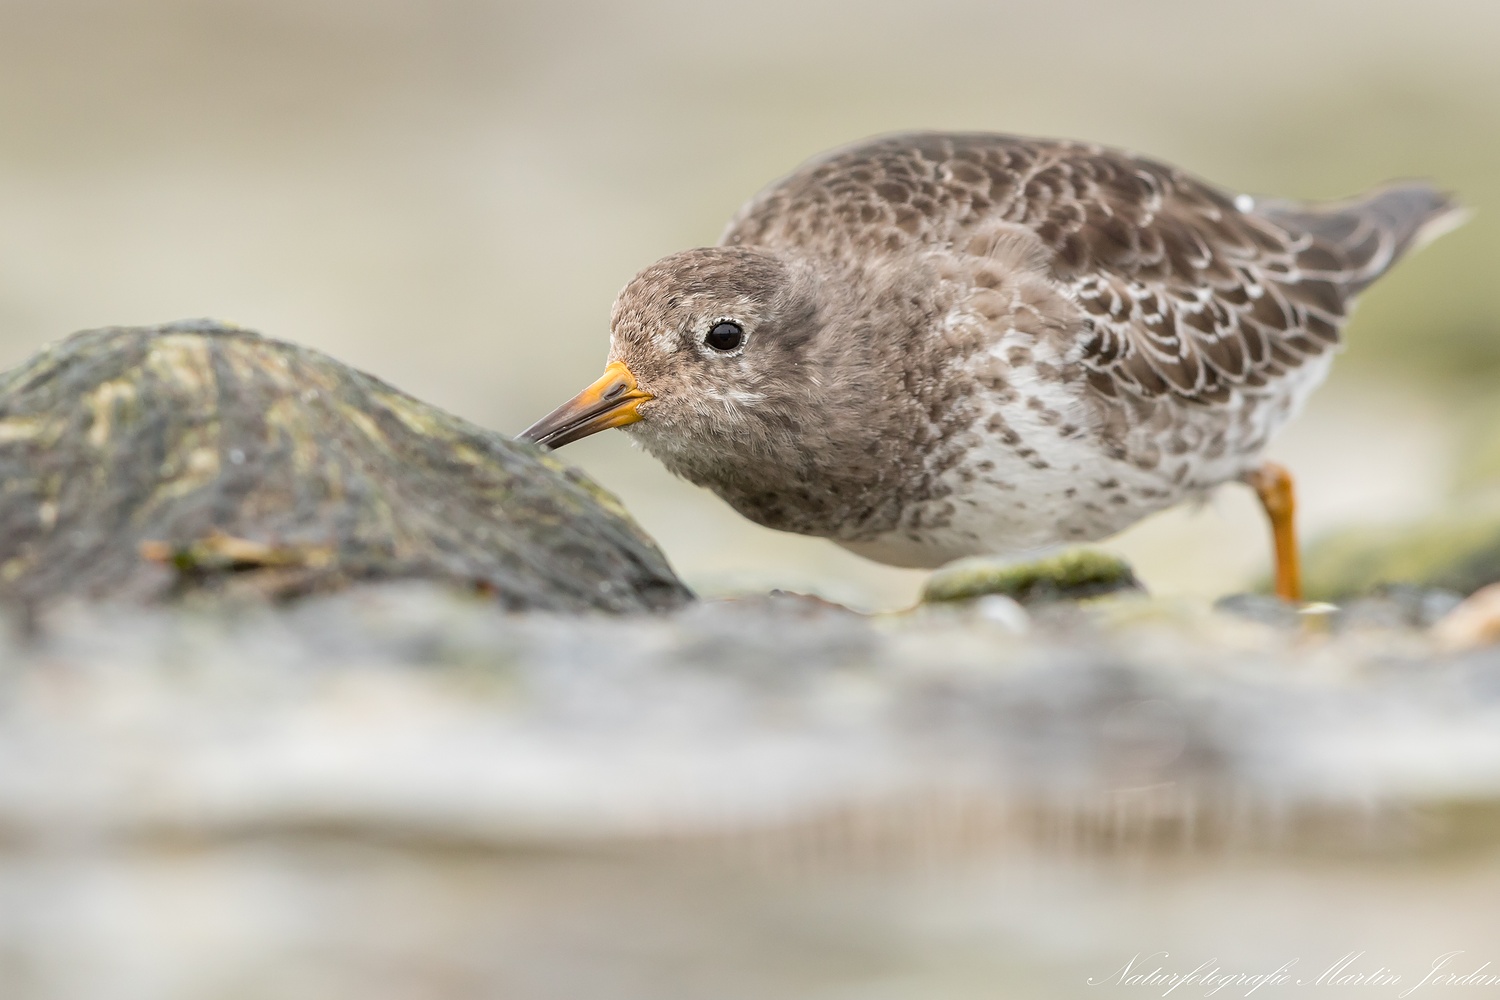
[599,131,1458,567]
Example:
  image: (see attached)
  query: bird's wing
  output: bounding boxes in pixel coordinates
[724,132,1455,404]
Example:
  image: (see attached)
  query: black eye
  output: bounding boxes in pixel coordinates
[704,321,744,352]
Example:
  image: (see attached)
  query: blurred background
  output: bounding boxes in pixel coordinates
[3,6,1500,998]
[0,0,1495,609]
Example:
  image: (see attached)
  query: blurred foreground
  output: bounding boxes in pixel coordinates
[3,584,1500,998]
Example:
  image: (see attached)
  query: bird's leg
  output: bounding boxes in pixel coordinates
[1242,462,1302,604]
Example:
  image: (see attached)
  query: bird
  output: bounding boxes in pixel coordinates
[520,132,1464,602]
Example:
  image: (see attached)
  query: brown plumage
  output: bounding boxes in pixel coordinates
[724,133,1455,404]
[523,132,1463,599]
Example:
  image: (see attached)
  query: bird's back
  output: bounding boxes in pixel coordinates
[723,132,1462,406]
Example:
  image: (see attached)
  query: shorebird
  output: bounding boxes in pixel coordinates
[522,132,1463,602]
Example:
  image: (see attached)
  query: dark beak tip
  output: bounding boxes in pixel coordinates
[518,361,648,451]
[516,412,569,449]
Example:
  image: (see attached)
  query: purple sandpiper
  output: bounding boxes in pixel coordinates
[522,132,1464,601]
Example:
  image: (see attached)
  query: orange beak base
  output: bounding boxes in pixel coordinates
[519,360,652,449]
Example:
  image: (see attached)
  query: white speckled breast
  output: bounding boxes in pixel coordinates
[837,348,1335,570]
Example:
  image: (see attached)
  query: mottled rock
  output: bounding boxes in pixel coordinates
[921,548,1141,605]
[0,321,691,613]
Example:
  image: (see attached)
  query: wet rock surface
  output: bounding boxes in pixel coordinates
[2,583,1500,998]
[0,322,690,613]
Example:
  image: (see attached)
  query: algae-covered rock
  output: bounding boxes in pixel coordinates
[920,548,1141,605]
[1302,506,1500,601]
[0,321,691,612]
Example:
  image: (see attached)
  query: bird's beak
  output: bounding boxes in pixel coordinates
[519,360,653,449]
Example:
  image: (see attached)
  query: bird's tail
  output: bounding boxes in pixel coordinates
[1257,182,1468,294]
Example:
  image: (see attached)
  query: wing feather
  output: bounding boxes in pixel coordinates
[722,132,1459,403]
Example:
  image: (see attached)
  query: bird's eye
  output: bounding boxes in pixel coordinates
[704,321,744,352]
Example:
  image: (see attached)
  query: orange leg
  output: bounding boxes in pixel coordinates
[1242,462,1303,604]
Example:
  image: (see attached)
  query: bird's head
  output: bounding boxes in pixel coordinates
[520,246,826,467]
